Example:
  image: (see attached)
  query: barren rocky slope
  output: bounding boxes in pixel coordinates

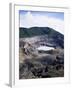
[19,27,64,79]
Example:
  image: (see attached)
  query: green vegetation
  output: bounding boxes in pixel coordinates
[19,27,62,38]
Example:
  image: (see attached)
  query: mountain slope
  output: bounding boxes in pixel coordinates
[19,27,64,38]
[19,27,64,48]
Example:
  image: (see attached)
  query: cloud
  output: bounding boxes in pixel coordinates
[20,11,64,34]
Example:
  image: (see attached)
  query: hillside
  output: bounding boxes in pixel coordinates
[19,27,64,38]
[19,27,64,48]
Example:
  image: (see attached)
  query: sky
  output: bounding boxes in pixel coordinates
[19,10,64,34]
